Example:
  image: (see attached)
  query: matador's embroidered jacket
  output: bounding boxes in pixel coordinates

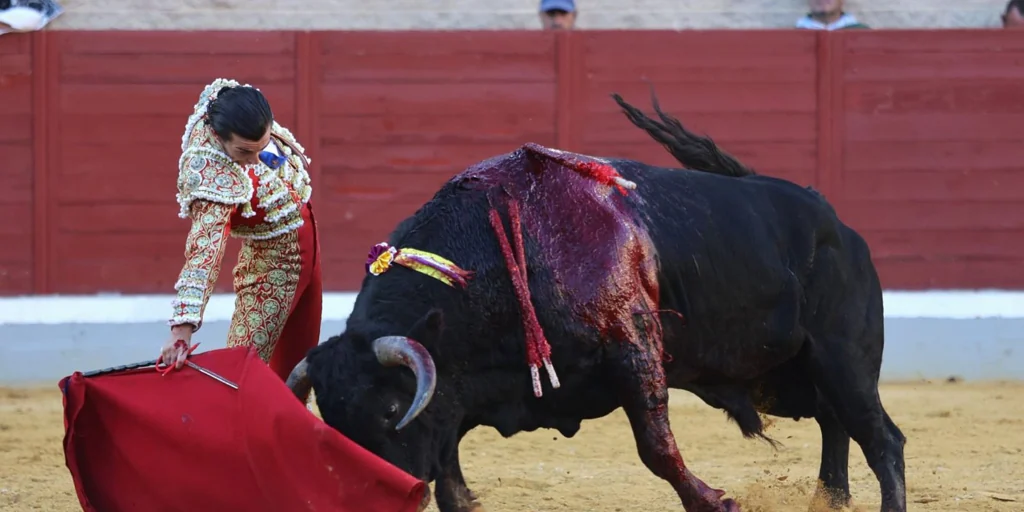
[168,78,313,331]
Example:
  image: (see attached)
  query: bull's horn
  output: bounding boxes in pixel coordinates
[285,357,312,403]
[372,336,437,430]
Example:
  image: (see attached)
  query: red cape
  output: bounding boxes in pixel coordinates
[59,346,427,512]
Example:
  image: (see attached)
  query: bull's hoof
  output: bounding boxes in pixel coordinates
[416,488,432,512]
[721,498,741,512]
[435,496,484,512]
[459,502,485,512]
[689,498,740,512]
[686,491,741,512]
[810,485,851,510]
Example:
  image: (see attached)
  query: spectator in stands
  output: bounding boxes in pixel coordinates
[539,0,576,30]
[1003,0,1024,28]
[795,0,869,30]
[0,0,63,35]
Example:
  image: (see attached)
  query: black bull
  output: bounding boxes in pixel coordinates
[285,92,907,512]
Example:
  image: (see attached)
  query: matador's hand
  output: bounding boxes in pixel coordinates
[160,326,194,370]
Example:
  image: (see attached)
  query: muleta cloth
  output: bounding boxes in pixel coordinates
[58,346,427,512]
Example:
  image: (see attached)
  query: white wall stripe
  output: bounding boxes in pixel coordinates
[0,293,358,325]
[0,290,1022,325]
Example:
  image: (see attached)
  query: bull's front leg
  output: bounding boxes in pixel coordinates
[434,451,482,512]
[434,426,483,512]
[614,316,740,512]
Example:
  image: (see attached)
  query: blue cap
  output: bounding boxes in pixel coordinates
[540,0,575,12]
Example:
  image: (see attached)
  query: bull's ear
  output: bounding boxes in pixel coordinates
[407,308,444,344]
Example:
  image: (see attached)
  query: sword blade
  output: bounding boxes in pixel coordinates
[185,360,239,390]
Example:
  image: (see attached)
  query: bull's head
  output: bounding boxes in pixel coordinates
[287,335,436,430]
[285,308,454,481]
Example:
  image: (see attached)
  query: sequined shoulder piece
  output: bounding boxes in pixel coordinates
[176,121,253,219]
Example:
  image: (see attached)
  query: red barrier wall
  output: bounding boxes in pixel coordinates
[1,29,1022,295]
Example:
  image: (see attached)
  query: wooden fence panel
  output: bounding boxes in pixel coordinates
[835,30,1024,289]
[0,35,34,294]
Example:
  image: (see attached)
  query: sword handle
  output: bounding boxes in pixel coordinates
[81,358,160,378]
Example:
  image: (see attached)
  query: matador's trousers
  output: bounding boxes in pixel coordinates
[226,202,322,381]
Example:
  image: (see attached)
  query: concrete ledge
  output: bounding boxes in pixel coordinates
[881,317,1023,381]
[1,291,1022,385]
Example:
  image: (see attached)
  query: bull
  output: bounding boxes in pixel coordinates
[285,91,908,512]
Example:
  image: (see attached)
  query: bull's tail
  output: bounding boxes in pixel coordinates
[611,86,756,178]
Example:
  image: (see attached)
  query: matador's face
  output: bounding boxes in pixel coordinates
[217,126,271,166]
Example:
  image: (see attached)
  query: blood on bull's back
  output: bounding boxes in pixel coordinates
[447,143,663,345]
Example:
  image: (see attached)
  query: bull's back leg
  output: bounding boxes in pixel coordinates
[610,307,740,512]
[812,403,852,509]
[801,252,906,512]
[804,331,906,512]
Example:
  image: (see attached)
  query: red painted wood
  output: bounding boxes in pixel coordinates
[3,29,1024,296]
[875,260,1024,290]
[58,84,297,116]
[814,33,835,201]
[837,30,1024,289]
[555,32,578,151]
[318,31,556,83]
[295,33,319,208]
[0,144,32,203]
[38,32,59,294]
[844,168,1024,201]
[59,54,296,85]
[582,30,818,83]
[0,33,29,53]
[843,201,1024,231]
[0,33,34,294]
[52,31,297,55]
[826,33,848,214]
[864,229,1024,259]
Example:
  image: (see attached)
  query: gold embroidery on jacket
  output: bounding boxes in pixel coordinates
[169,200,234,329]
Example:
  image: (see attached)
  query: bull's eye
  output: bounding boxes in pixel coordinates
[385,403,399,419]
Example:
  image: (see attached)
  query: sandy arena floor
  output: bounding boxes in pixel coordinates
[1,381,1022,511]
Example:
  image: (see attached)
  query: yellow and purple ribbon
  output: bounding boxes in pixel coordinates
[365,242,473,288]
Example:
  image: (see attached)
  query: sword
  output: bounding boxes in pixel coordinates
[184,360,239,390]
